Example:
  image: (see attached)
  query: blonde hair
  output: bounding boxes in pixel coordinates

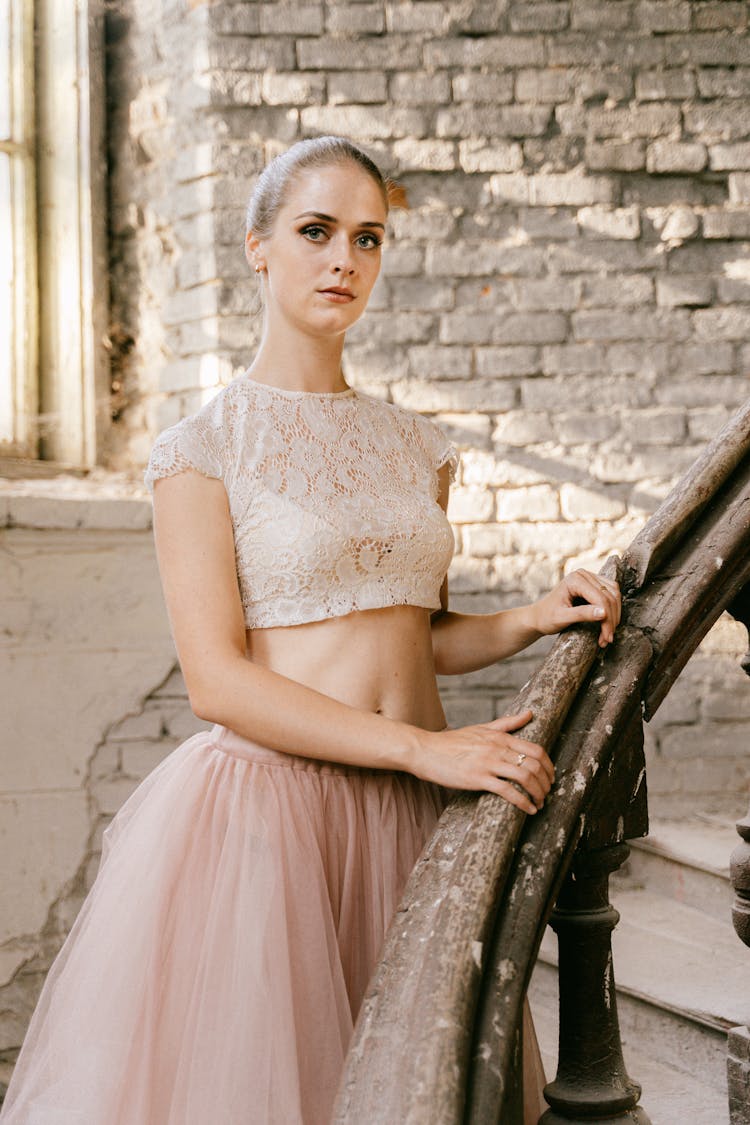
[245,136,390,240]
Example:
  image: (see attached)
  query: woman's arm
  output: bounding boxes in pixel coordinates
[430,464,622,676]
[151,470,555,814]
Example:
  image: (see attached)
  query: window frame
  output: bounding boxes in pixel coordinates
[1,0,109,473]
[0,0,38,461]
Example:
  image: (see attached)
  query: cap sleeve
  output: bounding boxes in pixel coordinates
[423,418,459,484]
[143,415,224,493]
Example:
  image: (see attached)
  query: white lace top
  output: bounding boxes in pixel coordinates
[144,374,459,628]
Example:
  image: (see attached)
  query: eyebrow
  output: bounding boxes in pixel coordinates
[293,210,386,231]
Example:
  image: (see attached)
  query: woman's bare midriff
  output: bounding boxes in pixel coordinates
[245,604,447,732]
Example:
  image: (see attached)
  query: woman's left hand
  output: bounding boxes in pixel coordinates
[530,569,622,648]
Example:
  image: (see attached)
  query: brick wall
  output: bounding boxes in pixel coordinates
[106,0,750,814]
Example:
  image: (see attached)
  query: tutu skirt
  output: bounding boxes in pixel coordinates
[0,725,446,1125]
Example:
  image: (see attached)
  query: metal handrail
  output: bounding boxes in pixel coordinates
[333,398,750,1124]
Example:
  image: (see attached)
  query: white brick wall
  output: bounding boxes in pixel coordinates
[102,3,750,810]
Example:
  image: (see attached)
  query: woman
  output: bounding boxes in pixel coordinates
[1,136,620,1125]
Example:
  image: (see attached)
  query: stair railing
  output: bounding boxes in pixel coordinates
[728,582,750,1124]
[332,397,750,1125]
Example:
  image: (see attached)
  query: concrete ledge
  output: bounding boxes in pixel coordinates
[0,474,152,531]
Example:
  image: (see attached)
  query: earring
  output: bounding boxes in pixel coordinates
[254,264,262,273]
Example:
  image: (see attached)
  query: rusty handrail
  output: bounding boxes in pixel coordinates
[333,398,750,1124]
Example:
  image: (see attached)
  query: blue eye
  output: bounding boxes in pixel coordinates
[357,233,382,250]
[300,225,327,241]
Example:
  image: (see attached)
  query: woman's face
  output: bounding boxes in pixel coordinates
[248,162,387,339]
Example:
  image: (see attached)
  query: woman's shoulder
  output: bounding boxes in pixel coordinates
[354,388,436,434]
[354,391,459,481]
[156,372,266,443]
[143,376,250,492]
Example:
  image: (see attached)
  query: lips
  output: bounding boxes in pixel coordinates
[319,290,357,303]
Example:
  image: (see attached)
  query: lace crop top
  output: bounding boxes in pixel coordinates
[144,373,459,629]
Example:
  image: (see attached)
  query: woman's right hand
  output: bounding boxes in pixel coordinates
[413,709,554,815]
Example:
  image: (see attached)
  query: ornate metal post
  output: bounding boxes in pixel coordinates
[727,584,750,1125]
[729,810,750,1125]
[541,844,650,1125]
[540,708,651,1125]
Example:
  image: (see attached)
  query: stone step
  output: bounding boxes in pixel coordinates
[610,885,745,1033]
[529,966,729,1125]
[616,814,738,920]
[533,884,749,1118]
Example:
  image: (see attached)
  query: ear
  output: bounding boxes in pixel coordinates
[245,230,265,272]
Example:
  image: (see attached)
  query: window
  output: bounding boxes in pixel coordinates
[0,0,37,459]
[1,0,108,471]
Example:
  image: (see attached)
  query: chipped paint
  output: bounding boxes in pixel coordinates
[496,958,517,984]
[471,940,483,969]
[571,771,586,794]
[604,952,614,1009]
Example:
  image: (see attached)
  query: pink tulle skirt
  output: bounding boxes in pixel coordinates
[0,725,446,1125]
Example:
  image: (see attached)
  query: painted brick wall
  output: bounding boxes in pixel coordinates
[106,0,750,814]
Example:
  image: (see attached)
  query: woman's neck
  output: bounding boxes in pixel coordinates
[247,322,348,394]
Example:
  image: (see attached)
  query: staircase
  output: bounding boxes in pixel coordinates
[334,401,750,1124]
[530,814,746,1125]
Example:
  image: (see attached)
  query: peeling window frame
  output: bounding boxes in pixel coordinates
[1,0,109,475]
[0,0,38,461]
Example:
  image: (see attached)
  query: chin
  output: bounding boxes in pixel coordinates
[308,320,353,341]
[316,307,363,333]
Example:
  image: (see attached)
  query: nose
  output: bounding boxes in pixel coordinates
[330,233,355,275]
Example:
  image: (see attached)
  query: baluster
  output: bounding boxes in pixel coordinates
[541,843,651,1125]
[727,583,750,678]
[728,808,750,1125]
[727,580,750,1122]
